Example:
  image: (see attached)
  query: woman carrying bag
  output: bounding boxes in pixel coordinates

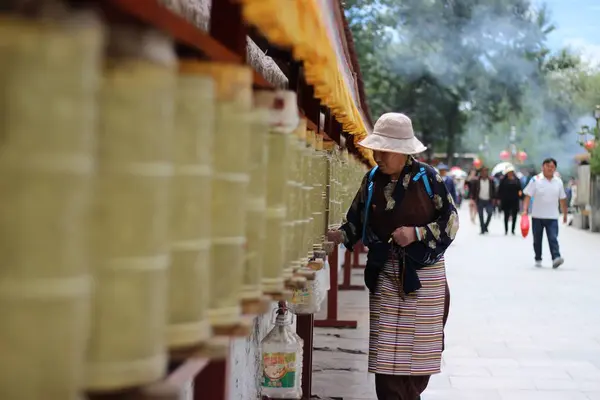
[497,166,523,235]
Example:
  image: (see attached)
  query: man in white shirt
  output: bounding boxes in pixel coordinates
[522,158,568,268]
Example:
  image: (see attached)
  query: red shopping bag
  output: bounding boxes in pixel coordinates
[520,214,530,238]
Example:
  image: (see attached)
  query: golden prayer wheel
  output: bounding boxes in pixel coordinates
[327,149,341,229]
[322,141,336,254]
[311,135,327,248]
[286,120,307,278]
[294,121,308,263]
[0,9,103,400]
[301,128,314,261]
[241,99,271,303]
[256,90,299,294]
[190,63,253,328]
[167,60,215,349]
[86,27,176,391]
[282,130,298,283]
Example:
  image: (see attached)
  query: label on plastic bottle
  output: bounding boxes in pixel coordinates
[262,352,297,388]
[291,286,312,305]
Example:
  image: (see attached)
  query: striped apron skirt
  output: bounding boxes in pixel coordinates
[368,256,448,375]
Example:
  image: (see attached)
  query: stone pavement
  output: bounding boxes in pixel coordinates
[312,208,600,400]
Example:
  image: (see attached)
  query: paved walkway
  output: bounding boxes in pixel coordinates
[312,208,600,400]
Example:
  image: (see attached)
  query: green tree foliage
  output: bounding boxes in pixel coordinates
[343,0,598,167]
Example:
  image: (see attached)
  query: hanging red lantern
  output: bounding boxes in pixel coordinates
[584,140,596,151]
[499,150,510,161]
[473,158,482,168]
[517,151,528,162]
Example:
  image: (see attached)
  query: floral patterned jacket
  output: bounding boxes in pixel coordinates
[339,157,459,265]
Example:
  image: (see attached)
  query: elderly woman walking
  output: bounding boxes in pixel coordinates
[328,113,457,400]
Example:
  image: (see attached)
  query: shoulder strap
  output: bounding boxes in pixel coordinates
[412,166,433,198]
[361,166,379,244]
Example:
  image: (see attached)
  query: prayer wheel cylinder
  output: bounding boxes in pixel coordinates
[86,27,175,391]
[242,106,270,301]
[283,122,300,280]
[327,150,339,229]
[191,63,253,327]
[292,121,307,264]
[0,9,103,400]
[258,91,299,293]
[302,130,315,255]
[167,60,215,349]
[312,136,327,245]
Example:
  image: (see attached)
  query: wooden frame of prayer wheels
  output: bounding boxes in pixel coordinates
[167,60,215,350]
[0,9,103,400]
[191,63,253,329]
[86,26,176,392]
[0,1,378,399]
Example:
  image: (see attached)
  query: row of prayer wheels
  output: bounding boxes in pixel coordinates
[0,4,367,399]
[328,147,368,231]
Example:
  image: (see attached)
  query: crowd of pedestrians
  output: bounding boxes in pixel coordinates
[439,158,573,269]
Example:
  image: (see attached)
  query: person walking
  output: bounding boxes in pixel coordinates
[472,166,496,234]
[465,169,478,223]
[522,158,568,268]
[437,163,457,205]
[327,113,456,400]
[497,166,522,235]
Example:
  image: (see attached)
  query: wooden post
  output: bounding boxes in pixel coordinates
[339,246,364,291]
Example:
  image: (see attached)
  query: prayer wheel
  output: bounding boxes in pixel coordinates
[322,141,336,254]
[258,91,299,293]
[242,101,270,302]
[287,120,307,276]
[0,8,103,399]
[191,63,253,327]
[167,60,215,349]
[311,135,327,247]
[86,27,176,391]
[300,128,314,263]
[327,149,340,229]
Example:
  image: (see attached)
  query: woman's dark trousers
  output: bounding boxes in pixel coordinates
[504,206,519,234]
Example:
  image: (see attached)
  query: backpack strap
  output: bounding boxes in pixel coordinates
[361,166,379,244]
[412,166,433,199]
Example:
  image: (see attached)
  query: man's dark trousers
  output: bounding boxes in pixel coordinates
[477,199,493,233]
[532,218,561,261]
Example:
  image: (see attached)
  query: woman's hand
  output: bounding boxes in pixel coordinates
[391,227,417,247]
[326,229,344,245]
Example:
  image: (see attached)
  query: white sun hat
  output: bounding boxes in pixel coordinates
[357,112,427,155]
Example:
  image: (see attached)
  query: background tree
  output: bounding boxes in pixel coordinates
[344,0,599,170]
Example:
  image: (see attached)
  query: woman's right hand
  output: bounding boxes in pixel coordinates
[326,229,344,245]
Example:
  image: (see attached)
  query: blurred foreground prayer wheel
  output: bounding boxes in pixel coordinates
[258,90,299,294]
[283,120,300,282]
[241,103,270,306]
[193,63,253,328]
[291,121,308,269]
[167,60,215,349]
[302,129,315,258]
[311,135,327,247]
[86,27,176,391]
[0,8,103,400]
[322,141,336,254]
